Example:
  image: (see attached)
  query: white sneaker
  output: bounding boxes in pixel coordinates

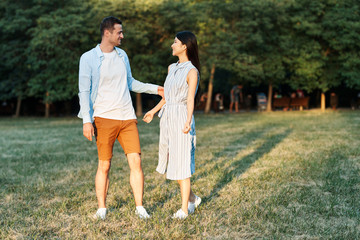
[135,206,151,219]
[92,208,106,220]
[172,209,188,219]
[188,195,202,214]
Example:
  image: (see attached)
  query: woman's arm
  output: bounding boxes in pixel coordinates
[143,65,172,123]
[143,98,166,123]
[183,68,198,134]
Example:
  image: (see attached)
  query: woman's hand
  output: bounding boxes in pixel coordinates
[182,121,191,134]
[143,111,154,123]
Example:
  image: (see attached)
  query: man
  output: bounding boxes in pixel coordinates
[229,85,243,113]
[78,16,163,220]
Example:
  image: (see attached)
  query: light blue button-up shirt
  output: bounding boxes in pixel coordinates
[78,44,159,123]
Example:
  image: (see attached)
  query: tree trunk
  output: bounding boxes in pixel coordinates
[136,93,142,117]
[45,91,50,118]
[204,63,216,114]
[14,95,22,118]
[45,103,50,118]
[266,82,273,112]
[321,92,326,112]
[44,103,50,118]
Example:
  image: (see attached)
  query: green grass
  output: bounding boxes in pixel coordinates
[1,110,359,239]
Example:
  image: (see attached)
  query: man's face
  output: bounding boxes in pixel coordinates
[108,24,124,46]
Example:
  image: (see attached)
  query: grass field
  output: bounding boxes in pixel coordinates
[0,110,359,239]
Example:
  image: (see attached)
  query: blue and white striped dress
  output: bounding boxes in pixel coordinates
[156,61,199,180]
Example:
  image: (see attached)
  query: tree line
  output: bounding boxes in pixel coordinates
[1,0,359,117]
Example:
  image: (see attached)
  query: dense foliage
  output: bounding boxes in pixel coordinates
[1,0,359,115]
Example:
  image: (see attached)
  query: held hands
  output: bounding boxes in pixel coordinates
[182,121,191,134]
[143,111,155,123]
[83,122,94,141]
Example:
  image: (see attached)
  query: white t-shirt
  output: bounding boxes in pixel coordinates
[93,50,136,120]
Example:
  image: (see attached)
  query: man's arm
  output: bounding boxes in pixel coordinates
[78,54,94,141]
[143,64,170,123]
[78,54,92,123]
[121,50,162,95]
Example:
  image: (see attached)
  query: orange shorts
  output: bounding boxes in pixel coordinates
[93,117,141,161]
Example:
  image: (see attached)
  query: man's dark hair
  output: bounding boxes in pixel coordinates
[100,16,122,36]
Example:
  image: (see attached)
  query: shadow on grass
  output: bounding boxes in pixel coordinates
[146,123,289,212]
[193,126,269,181]
[201,128,292,205]
[319,147,360,220]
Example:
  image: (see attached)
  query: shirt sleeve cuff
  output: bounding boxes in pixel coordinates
[82,115,92,124]
[149,84,159,95]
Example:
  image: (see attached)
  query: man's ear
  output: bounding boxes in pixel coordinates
[104,29,110,37]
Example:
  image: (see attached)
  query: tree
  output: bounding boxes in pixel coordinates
[194,0,289,112]
[1,0,359,117]
[285,0,359,111]
[0,0,38,117]
[195,0,232,113]
[227,0,289,112]
[27,0,96,117]
[322,0,360,90]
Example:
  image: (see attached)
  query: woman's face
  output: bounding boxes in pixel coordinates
[171,37,187,56]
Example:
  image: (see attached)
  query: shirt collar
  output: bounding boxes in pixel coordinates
[114,47,123,57]
[95,44,124,59]
[95,44,104,59]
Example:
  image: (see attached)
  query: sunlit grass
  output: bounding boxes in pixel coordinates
[0,110,359,239]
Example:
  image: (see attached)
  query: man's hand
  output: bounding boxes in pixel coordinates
[158,86,164,98]
[143,111,154,123]
[83,122,94,141]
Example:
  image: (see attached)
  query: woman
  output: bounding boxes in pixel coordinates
[143,31,201,219]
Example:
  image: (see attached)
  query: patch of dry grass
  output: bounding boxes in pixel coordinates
[0,110,359,239]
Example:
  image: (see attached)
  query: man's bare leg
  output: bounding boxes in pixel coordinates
[93,160,111,219]
[127,153,150,219]
[126,153,144,206]
[95,160,111,208]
